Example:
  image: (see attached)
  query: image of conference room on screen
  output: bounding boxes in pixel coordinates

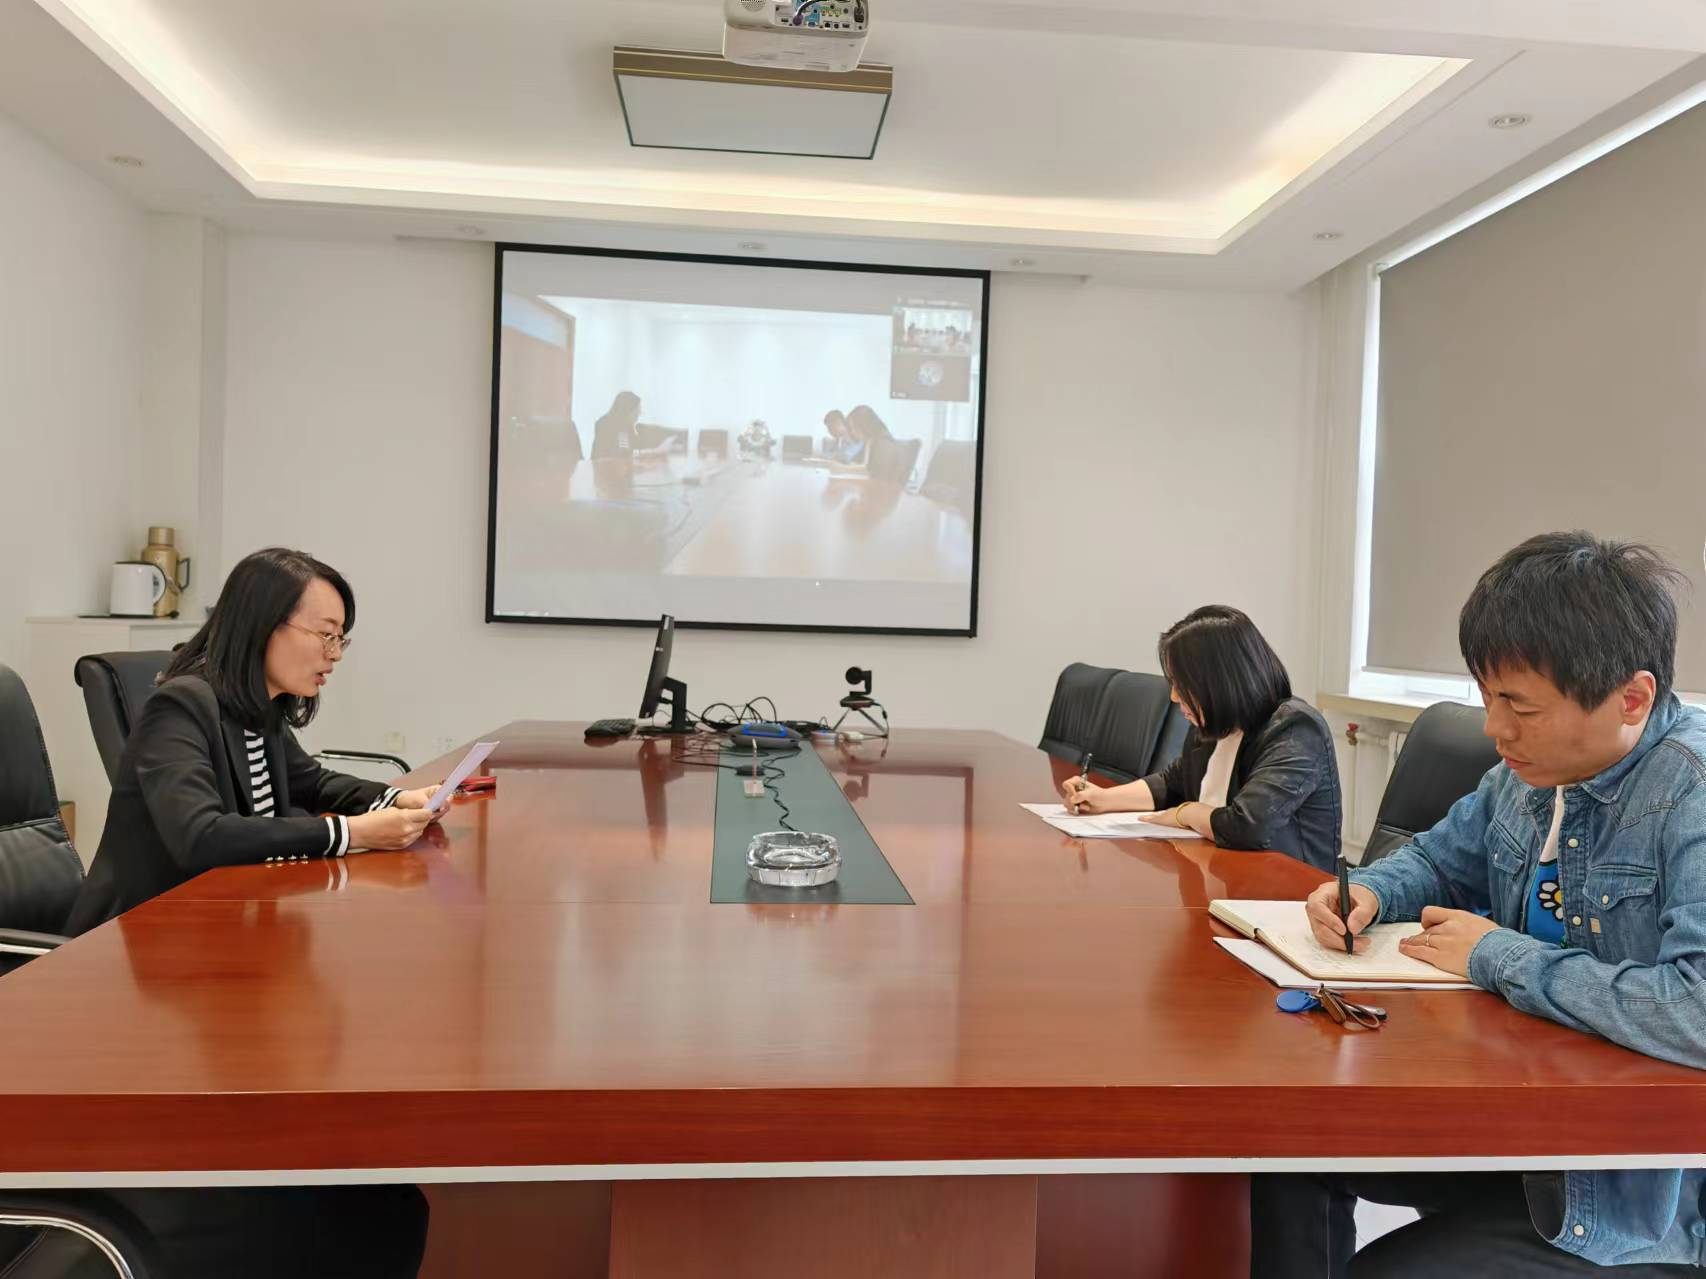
[490,252,985,633]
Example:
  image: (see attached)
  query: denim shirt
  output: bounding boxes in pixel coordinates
[1353,695,1706,1267]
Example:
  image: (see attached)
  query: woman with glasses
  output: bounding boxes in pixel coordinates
[67,547,447,932]
[59,548,433,1277]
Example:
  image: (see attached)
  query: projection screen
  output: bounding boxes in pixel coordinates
[486,245,989,635]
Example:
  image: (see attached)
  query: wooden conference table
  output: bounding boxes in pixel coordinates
[1,725,1703,1277]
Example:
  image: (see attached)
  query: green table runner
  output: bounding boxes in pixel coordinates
[711,747,913,905]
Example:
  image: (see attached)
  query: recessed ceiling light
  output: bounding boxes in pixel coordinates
[1312,231,1343,242]
[106,154,144,167]
[1489,113,1530,130]
[737,241,766,252]
[455,224,485,236]
[1009,258,1035,268]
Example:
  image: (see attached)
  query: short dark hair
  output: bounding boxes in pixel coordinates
[1459,531,1684,708]
[1158,605,1292,738]
[165,547,355,732]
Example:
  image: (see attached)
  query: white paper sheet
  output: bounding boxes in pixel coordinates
[1019,802,1204,841]
[1212,937,1477,991]
[427,741,500,814]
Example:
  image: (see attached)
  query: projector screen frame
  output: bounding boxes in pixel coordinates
[484,242,991,638]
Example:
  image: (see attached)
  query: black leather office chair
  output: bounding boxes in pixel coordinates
[1038,663,1119,768]
[0,663,81,974]
[0,1194,160,1279]
[0,663,159,1277]
[698,428,729,458]
[920,440,976,511]
[1153,702,1190,775]
[868,437,923,485]
[781,434,812,462]
[1362,701,1501,864]
[1085,671,1190,784]
[75,653,409,787]
[74,653,171,786]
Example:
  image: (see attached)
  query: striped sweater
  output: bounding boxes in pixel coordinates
[242,729,399,862]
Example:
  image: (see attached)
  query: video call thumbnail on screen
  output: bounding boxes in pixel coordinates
[489,248,988,634]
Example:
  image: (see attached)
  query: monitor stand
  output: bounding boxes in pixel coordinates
[654,677,693,735]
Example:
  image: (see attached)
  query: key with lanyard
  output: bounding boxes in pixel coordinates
[1276,986,1387,1030]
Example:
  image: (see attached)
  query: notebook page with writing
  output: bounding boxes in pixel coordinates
[1209,899,1464,984]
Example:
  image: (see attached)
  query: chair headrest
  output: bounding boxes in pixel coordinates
[1376,701,1502,836]
[75,651,173,735]
[0,663,61,827]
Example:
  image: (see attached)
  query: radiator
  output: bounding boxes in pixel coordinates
[1338,723,1406,855]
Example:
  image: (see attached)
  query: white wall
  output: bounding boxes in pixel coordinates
[140,213,227,615]
[0,111,147,667]
[220,234,1323,760]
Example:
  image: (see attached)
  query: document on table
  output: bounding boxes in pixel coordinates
[427,741,500,814]
[1019,802,1204,841]
[1209,900,1478,987]
[1212,938,1477,991]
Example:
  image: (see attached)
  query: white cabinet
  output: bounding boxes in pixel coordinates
[26,617,200,864]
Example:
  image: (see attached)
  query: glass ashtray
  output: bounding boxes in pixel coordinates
[747,831,841,888]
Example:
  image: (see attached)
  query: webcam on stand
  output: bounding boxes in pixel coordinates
[833,666,889,740]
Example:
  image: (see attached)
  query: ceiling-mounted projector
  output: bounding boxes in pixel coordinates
[723,0,870,73]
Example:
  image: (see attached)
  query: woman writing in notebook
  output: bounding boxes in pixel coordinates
[1059,605,1343,870]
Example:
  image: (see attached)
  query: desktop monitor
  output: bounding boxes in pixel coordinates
[638,614,691,733]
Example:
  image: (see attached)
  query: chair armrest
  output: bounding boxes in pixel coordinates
[0,1191,160,1279]
[0,928,69,957]
[315,749,411,774]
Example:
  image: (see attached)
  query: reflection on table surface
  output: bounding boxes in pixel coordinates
[498,454,972,582]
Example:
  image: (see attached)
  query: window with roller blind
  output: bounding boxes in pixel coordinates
[1361,99,1706,700]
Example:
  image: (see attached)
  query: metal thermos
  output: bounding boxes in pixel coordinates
[138,527,191,619]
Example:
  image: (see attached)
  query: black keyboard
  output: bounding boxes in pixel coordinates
[585,718,637,738]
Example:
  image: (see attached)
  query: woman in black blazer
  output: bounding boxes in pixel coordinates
[62,547,434,1277]
[67,548,446,932]
[1060,605,1343,870]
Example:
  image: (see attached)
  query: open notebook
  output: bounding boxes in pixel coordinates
[1209,899,1469,985]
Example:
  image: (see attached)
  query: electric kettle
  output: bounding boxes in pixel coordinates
[110,562,167,617]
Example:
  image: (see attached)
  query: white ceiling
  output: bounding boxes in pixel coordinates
[4,0,1706,288]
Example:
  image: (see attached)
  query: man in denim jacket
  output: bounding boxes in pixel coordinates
[1253,532,1706,1276]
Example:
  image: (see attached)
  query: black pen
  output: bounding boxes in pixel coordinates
[1071,752,1093,813]
[1336,855,1355,956]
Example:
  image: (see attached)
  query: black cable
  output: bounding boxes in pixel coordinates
[696,702,744,731]
[761,765,797,831]
[673,726,805,832]
[757,749,801,831]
